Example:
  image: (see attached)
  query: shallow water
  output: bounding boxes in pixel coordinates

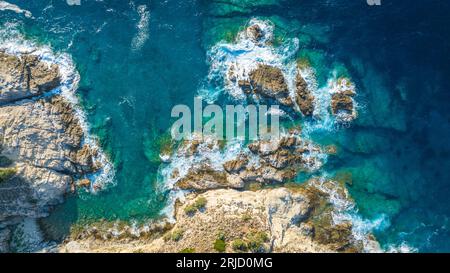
[1,0,450,252]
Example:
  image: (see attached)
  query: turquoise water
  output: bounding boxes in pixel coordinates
[1,0,450,252]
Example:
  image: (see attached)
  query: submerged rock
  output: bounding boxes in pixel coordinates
[0,228,11,253]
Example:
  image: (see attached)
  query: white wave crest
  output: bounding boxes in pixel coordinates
[0,1,32,18]
[131,5,150,52]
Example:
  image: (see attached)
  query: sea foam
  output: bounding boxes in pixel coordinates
[0,1,32,18]
[202,19,300,103]
[131,4,150,52]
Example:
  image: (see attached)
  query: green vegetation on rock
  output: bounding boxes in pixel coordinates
[179,248,196,253]
[164,229,184,242]
[184,196,208,215]
[247,231,269,252]
[232,239,248,252]
[213,239,226,252]
[143,129,173,164]
[0,168,16,183]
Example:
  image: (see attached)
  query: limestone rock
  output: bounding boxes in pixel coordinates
[246,24,263,42]
[0,51,60,104]
[246,64,293,106]
[330,78,357,122]
[295,72,315,116]
[59,181,378,253]
[0,52,103,225]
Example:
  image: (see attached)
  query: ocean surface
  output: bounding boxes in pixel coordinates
[1,0,449,252]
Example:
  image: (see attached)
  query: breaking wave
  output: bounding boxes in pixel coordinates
[0,1,32,18]
[131,4,150,52]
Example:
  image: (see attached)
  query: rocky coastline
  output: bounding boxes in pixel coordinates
[1,17,374,253]
[0,50,105,252]
[58,20,377,254]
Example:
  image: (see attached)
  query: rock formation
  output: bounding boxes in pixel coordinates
[247,64,293,106]
[166,128,324,192]
[0,50,60,104]
[59,179,379,253]
[0,51,103,250]
[330,77,357,122]
[295,71,315,116]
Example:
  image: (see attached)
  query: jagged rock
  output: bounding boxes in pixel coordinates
[169,131,323,191]
[237,79,252,93]
[176,166,236,190]
[295,72,315,116]
[331,93,353,114]
[0,51,60,104]
[223,154,249,173]
[248,135,320,172]
[246,24,263,42]
[239,164,296,184]
[330,78,357,122]
[76,179,91,189]
[246,64,293,106]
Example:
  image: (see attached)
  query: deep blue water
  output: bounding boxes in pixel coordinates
[1,0,449,252]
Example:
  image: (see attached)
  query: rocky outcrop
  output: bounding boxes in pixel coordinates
[0,52,102,229]
[246,24,264,42]
[176,165,241,190]
[166,129,324,192]
[59,179,378,253]
[330,78,357,122]
[244,64,293,106]
[0,51,60,104]
[58,17,370,254]
[295,71,315,116]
